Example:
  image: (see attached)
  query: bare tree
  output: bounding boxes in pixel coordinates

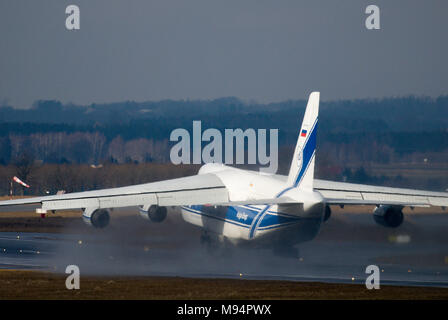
[13,152,35,195]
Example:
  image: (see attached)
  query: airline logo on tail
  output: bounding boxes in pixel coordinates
[286,92,320,190]
[292,119,317,188]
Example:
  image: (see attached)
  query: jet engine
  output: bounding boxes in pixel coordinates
[373,205,404,228]
[139,205,167,223]
[82,208,110,228]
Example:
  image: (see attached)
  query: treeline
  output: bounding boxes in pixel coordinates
[0,133,170,165]
[0,96,447,166]
[1,96,448,131]
[0,127,446,167]
[0,163,200,196]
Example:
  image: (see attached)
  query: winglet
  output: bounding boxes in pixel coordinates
[286,92,319,190]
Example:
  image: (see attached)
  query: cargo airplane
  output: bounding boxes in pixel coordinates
[1,92,447,257]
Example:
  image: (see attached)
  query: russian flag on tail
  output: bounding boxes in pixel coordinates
[300,129,307,137]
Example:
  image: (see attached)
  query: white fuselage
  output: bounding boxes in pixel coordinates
[180,163,325,245]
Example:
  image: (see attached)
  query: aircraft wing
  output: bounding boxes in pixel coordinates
[314,179,448,207]
[2,173,447,213]
[0,174,232,213]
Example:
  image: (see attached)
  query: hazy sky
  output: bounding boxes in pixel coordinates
[0,0,447,108]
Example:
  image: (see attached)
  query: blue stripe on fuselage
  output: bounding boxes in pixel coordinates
[182,205,300,233]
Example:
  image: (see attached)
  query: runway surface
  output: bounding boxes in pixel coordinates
[0,212,447,288]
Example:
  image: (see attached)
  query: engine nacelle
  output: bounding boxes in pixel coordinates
[373,205,404,228]
[82,208,110,228]
[139,205,167,223]
[323,205,331,222]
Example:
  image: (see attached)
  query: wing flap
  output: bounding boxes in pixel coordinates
[429,196,448,207]
[316,179,448,207]
[325,199,429,207]
[318,189,364,201]
[360,192,429,206]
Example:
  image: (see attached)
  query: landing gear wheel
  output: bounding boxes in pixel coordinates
[200,233,211,245]
[200,232,216,255]
[200,232,233,257]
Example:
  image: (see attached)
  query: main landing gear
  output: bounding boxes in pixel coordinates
[200,232,232,257]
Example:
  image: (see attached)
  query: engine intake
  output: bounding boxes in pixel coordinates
[82,208,110,228]
[373,205,403,228]
[139,205,167,223]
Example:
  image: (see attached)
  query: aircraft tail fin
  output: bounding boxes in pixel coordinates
[286,92,319,190]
